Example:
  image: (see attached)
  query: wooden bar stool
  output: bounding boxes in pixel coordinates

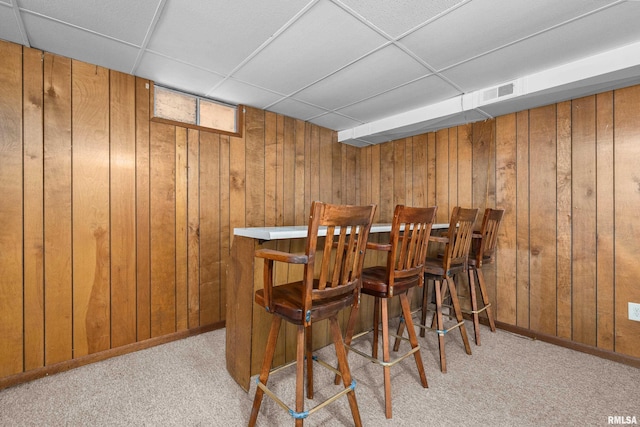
[248,201,376,427]
[465,208,504,345]
[414,206,477,373]
[339,205,437,419]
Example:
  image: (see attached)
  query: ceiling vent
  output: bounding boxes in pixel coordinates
[475,80,521,106]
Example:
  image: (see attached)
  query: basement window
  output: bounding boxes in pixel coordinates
[152,84,242,136]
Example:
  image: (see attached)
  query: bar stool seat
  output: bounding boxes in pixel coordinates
[417,206,477,373]
[341,205,436,419]
[465,208,504,345]
[248,201,376,427]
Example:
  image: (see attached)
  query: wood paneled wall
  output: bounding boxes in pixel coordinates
[1,38,639,386]
[0,40,359,384]
[356,91,640,359]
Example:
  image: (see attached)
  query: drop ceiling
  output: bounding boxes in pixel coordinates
[2,0,640,146]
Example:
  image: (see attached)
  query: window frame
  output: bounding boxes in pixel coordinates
[150,82,243,137]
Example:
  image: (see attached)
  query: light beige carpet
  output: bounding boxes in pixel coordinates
[1,322,638,426]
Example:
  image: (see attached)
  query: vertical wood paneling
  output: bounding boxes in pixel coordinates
[556,101,572,340]
[393,139,406,207]
[370,145,381,223]
[150,122,176,337]
[528,105,557,335]
[319,127,333,203]
[72,61,111,357]
[332,131,343,204]
[457,125,473,211]
[379,143,394,222]
[22,46,45,371]
[6,38,640,386]
[110,71,137,347]
[175,127,188,331]
[435,129,449,217]
[264,111,277,225]
[219,134,231,326]
[187,129,201,328]
[595,92,614,351]
[200,131,220,324]
[448,129,458,209]
[275,114,285,225]
[495,114,517,324]
[571,97,597,345]
[43,52,73,365]
[472,120,495,213]
[135,78,151,341]
[556,101,573,338]
[294,120,306,225]
[405,138,413,205]
[412,135,428,207]
[246,107,265,227]
[427,133,436,208]
[283,117,296,225]
[515,111,530,328]
[0,41,24,376]
[613,85,640,358]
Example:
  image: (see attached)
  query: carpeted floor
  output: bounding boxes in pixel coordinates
[1,322,638,426]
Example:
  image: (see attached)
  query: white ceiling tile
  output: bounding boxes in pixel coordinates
[0,4,25,44]
[337,75,460,122]
[233,0,388,95]
[442,1,640,92]
[136,51,225,96]
[309,112,363,131]
[338,0,466,37]
[18,0,162,45]
[294,45,430,110]
[207,79,285,110]
[147,0,306,75]
[400,0,622,70]
[22,13,139,73]
[267,97,328,122]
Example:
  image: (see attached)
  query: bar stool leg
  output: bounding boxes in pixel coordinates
[476,267,497,332]
[468,268,481,345]
[446,277,472,355]
[330,316,363,427]
[381,298,392,418]
[249,316,282,427]
[434,278,447,373]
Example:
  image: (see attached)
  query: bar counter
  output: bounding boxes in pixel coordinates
[225,223,447,391]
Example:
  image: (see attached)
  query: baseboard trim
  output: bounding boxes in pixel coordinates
[492,320,640,369]
[0,321,225,391]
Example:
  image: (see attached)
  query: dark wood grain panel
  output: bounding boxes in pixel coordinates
[43,52,73,365]
[110,71,137,347]
[613,85,640,358]
[595,92,614,351]
[246,107,265,227]
[22,46,45,371]
[448,128,458,209]
[175,127,188,331]
[495,114,517,324]
[457,125,473,212]
[411,135,428,207]
[72,60,111,357]
[515,111,531,328]
[150,122,177,337]
[556,100,572,340]
[187,129,201,329]
[435,129,449,217]
[571,96,597,345]
[264,111,277,225]
[219,134,231,328]
[0,41,24,377]
[528,105,557,336]
[200,131,221,325]
[135,77,151,341]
